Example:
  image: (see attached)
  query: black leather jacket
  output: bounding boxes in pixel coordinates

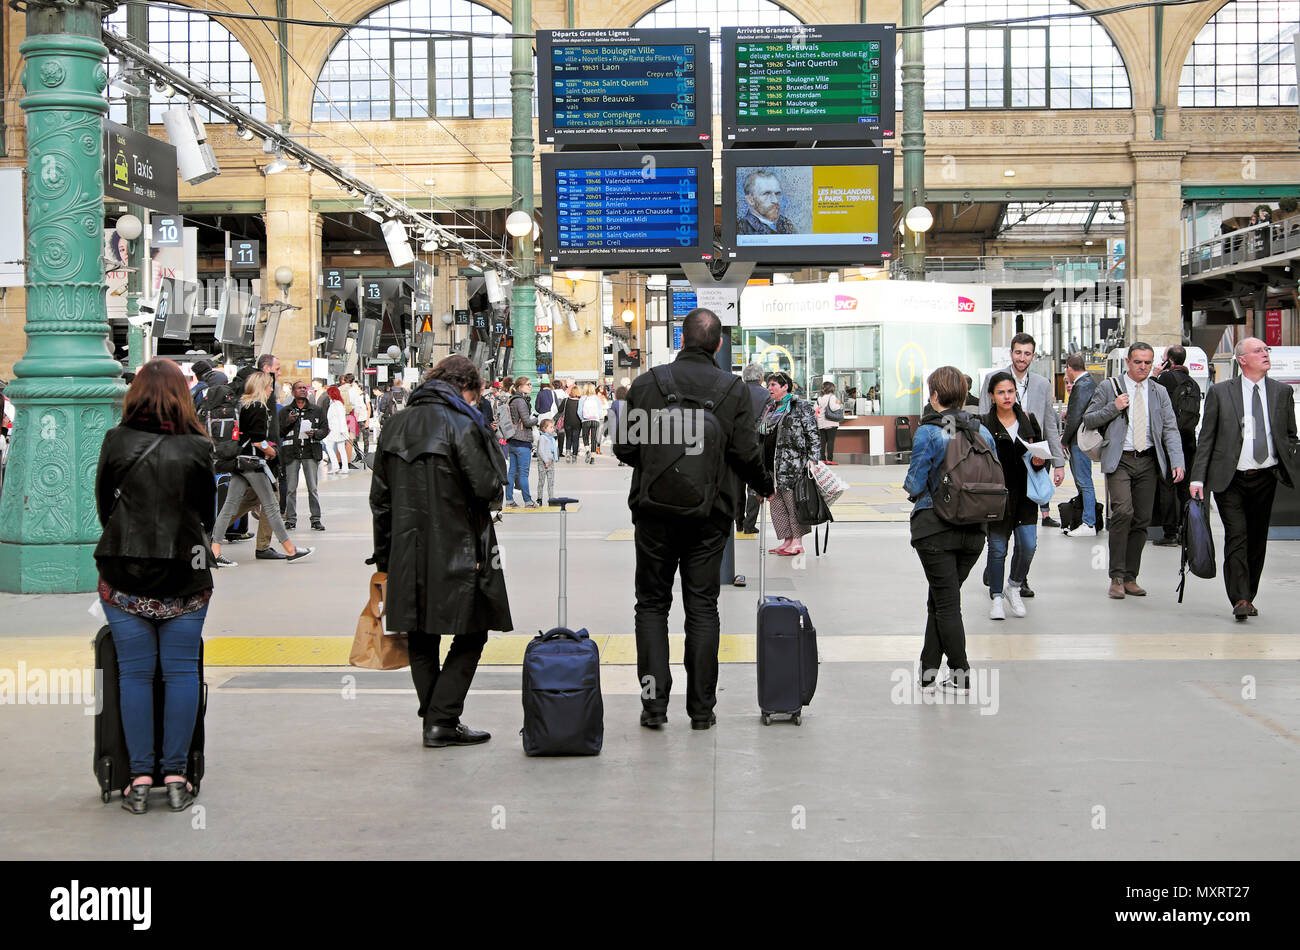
[369,380,513,637]
[277,398,329,461]
[95,420,216,598]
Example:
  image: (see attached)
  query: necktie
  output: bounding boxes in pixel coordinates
[1252,384,1268,464]
[1132,382,1147,452]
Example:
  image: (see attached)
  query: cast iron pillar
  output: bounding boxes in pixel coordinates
[900,0,926,278]
[0,0,126,593]
[509,0,536,379]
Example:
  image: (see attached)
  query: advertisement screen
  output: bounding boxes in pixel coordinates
[723,148,893,263]
[723,24,894,143]
[538,28,711,144]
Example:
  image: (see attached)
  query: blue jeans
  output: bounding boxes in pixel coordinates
[103,602,207,777]
[507,444,533,504]
[987,524,1038,597]
[1070,444,1097,527]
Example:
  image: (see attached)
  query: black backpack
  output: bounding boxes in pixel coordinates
[381,388,408,422]
[632,365,736,519]
[1168,373,1201,434]
[196,383,241,463]
[928,419,1008,525]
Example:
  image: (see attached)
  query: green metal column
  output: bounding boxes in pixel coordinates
[0,0,126,593]
[124,0,146,370]
[509,0,536,379]
[901,0,926,277]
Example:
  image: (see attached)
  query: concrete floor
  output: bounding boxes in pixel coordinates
[2,455,1299,859]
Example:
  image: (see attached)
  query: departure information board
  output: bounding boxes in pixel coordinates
[538,29,712,144]
[723,24,895,143]
[541,151,714,266]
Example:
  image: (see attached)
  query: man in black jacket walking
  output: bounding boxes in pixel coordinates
[1061,353,1099,537]
[1153,345,1199,545]
[614,309,773,730]
[738,361,769,534]
[278,380,330,531]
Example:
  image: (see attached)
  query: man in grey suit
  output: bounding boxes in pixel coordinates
[1082,341,1185,599]
[980,333,1066,596]
[1189,337,1300,620]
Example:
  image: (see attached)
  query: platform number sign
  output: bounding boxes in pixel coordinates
[364,281,382,301]
[232,239,260,270]
[324,269,343,290]
[152,215,182,248]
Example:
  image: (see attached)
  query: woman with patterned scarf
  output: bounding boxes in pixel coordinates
[758,371,820,556]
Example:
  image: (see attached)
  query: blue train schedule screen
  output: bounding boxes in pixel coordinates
[551,45,696,128]
[555,167,700,250]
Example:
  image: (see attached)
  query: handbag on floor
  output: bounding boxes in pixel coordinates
[349,572,409,670]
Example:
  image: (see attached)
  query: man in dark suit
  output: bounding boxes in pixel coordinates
[1061,353,1098,537]
[1082,342,1185,599]
[1189,337,1300,620]
[1152,345,1200,546]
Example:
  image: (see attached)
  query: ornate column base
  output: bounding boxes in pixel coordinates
[0,380,124,593]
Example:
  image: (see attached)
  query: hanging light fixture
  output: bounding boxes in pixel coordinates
[262,152,288,175]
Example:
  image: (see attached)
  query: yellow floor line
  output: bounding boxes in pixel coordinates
[8,633,1300,669]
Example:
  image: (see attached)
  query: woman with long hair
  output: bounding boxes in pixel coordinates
[371,354,512,747]
[209,371,312,564]
[323,384,350,474]
[814,380,843,464]
[758,372,820,556]
[982,371,1047,620]
[578,382,602,464]
[94,358,215,813]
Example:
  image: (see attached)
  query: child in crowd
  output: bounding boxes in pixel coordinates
[535,418,557,506]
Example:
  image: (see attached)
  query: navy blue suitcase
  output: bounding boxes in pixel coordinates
[521,498,604,755]
[756,503,818,725]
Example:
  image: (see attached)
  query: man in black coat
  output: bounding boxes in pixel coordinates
[1190,337,1300,620]
[614,309,773,731]
[278,380,329,531]
[370,358,512,746]
[1152,345,1199,545]
[737,361,769,534]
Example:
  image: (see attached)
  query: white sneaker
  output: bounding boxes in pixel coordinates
[1066,524,1097,538]
[940,677,970,696]
[989,596,1006,620]
[1005,587,1027,618]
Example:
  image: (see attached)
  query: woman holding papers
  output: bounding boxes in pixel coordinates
[982,371,1049,620]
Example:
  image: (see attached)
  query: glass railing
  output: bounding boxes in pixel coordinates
[911,255,1123,284]
[1181,219,1300,278]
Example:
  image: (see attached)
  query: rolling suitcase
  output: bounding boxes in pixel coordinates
[521,497,603,756]
[93,624,207,803]
[756,502,818,725]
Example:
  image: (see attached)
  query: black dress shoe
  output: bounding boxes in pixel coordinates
[640,710,667,729]
[1040,516,1060,528]
[283,520,295,530]
[1019,583,1035,598]
[255,548,288,560]
[1153,536,1179,547]
[311,522,326,531]
[1233,600,1251,621]
[423,723,491,747]
[225,532,253,543]
[690,714,717,731]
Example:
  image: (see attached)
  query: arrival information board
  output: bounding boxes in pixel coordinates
[551,43,697,129]
[555,167,700,251]
[723,24,895,143]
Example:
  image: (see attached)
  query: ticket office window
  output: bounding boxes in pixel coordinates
[742,325,881,403]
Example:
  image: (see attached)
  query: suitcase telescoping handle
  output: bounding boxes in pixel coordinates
[758,496,766,604]
[551,497,580,628]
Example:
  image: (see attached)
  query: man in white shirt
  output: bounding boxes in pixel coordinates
[1082,342,1185,599]
[1189,338,1300,620]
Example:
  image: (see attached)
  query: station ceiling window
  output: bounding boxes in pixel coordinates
[633,0,803,114]
[313,0,530,121]
[998,200,1125,236]
[103,6,268,123]
[897,0,1132,110]
[1178,0,1299,107]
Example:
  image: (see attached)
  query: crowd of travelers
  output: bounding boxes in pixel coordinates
[75,309,1298,807]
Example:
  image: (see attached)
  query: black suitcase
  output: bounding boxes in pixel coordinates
[756,503,818,725]
[216,472,248,537]
[93,624,207,803]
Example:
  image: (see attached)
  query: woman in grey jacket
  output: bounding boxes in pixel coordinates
[758,372,820,556]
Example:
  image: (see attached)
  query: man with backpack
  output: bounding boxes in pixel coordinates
[614,308,772,731]
[377,377,408,424]
[1153,346,1200,547]
[1060,354,1099,538]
